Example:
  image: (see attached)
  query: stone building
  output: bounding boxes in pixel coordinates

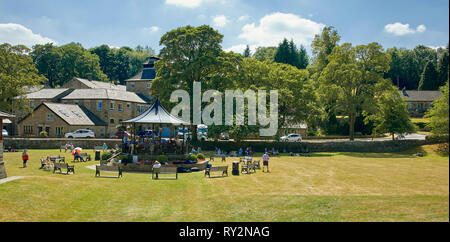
[14,59,158,138]
[125,56,159,99]
[398,90,442,117]
[17,102,107,137]
[62,77,126,91]
[60,89,150,137]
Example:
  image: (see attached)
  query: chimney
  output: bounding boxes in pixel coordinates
[87,73,92,81]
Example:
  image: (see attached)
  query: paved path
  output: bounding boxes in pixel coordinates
[0,176,24,185]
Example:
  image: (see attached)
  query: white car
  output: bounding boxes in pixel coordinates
[2,129,8,136]
[281,133,302,142]
[65,129,95,138]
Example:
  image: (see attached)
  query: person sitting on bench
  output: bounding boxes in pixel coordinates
[74,150,84,162]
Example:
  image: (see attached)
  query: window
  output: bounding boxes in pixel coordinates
[118,104,123,112]
[24,126,33,135]
[46,113,54,122]
[126,103,131,110]
[29,100,35,109]
[55,127,64,136]
[100,128,105,136]
[137,105,146,114]
[74,100,79,105]
[110,102,115,111]
[97,101,103,111]
[110,119,115,124]
[131,84,135,89]
[146,83,150,89]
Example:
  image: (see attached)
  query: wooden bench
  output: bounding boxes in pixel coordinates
[39,158,51,171]
[95,165,122,178]
[205,166,228,178]
[210,155,226,162]
[53,162,74,174]
[253,160,261,170]
[74,153,91,162]
[152,167,178,180]
[49,155,65,163]
[241,162,256,174]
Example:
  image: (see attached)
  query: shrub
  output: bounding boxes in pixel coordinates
[187,154,198,162]
[197,153,205,160]
[102,152,113,161]
[157,155,168,163]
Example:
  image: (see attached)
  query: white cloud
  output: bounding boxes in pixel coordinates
[384,22,427,36]
[238,15,249,22]
[236,12,325,48]
[165,0,203,8]
[0,23,57,46]
[416,24,426,33]
[142,26,161,34]
[212,15,229,28]
[224,44,258,55]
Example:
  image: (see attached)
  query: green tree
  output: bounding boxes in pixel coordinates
[318,43,392,140]
[297,45,309,69]
[0,44,47,111]
[425,80,449,136]
[152,25,223,139]
[32,42,108,87]
[437,50,449,86]
[30,43,63,88]
[310,26,341,73]
[253,46,277,62]
[419,61,439,90]
[243,45,251,58]
[366,87,416,140]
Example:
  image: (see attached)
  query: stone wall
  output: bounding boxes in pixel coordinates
[4,137,121,150]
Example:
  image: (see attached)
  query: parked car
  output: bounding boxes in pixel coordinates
[65,129,95,138]
[112,130,131,139]
[2,129,8,136]
[219,132,230,140]
[280,133,302,142]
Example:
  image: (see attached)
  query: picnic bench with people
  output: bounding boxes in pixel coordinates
[95,165,122,178]
[204,165,228,178]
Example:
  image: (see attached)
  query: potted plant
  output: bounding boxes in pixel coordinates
[197,153,205,161]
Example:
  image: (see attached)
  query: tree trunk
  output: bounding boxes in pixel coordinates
[349,113,356,141]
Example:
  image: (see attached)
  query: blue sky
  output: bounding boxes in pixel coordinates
[0,0,448,54]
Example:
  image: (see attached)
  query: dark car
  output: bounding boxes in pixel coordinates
[112,131,131,139]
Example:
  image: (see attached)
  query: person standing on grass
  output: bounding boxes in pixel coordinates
[22,149,29,168]
[153,160,161,179]
[262,152,270,173]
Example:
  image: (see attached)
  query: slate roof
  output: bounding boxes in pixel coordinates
[61,88,148,104]
[73,78,126,90]
[19,88,71,100]
[123,98,190,125]
[43,102,107,126]
[398,90,442,102]
[125,57,159,82]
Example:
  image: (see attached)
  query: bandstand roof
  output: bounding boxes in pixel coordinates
[123,98,190,125]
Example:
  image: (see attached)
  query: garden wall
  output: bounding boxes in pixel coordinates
[193,136,448,153]
[3,136,448,153]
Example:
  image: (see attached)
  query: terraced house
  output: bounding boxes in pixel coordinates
[14,60,157,138]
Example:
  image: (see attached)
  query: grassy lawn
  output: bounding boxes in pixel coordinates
[0,144,448,222]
